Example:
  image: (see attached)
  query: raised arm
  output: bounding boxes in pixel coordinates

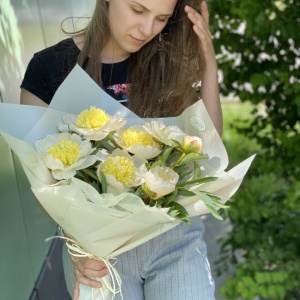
[185,1,223,136]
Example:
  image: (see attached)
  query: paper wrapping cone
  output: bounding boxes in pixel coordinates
[0,64,255,299]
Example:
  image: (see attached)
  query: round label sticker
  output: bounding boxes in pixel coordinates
[190,116,206,132]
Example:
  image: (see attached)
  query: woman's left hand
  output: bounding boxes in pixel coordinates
[185,1,223,136]
[185,1,217,70]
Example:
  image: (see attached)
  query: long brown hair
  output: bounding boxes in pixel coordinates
[63,0,205,118]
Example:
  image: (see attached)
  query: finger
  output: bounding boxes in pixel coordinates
[76,271,103,288]
[185,5,208,32]
[200,1,209,26]
[84,258,107,271]
[192,26,210,53]
[186,11,211,44]
[81,265,109,279]
[73,257,109,279]
[185,5,211,36]
[80,258,109,278]
[73,256,105,271]
[73,280,79,300]
[185,3,216,64]
[184,5,197,15]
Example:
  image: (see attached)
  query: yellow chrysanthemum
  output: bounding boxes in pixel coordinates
[120,129,156,147]
[102,156,136,186]
[47,139,79,166]
[75,107,111,129]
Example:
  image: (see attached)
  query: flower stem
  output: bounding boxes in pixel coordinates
[172,153,186,169]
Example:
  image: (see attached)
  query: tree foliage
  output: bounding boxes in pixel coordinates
[210,0,299,177]
[208,0,300,299]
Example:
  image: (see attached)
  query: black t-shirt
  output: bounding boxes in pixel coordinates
[21,38,131,104]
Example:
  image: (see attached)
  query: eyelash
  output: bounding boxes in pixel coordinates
[132,8,143,14]
[158,18,168,23]
[132,8,168,23]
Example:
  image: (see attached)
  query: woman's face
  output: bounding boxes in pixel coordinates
[103,0,177,61]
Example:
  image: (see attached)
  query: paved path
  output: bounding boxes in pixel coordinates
[202,214,234,300]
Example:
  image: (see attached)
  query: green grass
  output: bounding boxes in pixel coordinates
[221,100,260,168]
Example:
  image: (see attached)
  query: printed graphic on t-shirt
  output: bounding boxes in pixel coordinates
[107,84,131,102]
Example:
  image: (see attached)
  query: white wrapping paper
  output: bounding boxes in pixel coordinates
[0,64,255,299]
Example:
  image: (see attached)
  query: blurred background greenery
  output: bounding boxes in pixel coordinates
[209,0,300,299]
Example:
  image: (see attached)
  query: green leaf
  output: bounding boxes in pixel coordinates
[177,176,217,187]
[98,140,115,152]
[161,189,178,207]
[177,153,208,166]
[241,276,255,286]
[160,146,174,164]
[177,189,195,196]
[214,202,229,209]
[99,172,107,193]
[134,186,146,198]
[171,139,182,148]
[207,206,223,220]
[177,168,194,181]
[192,191,214,206]
[191,191,224,220]
[90,181,100,193]
[174,164,192,175]
[108,132,119,148]
[75,170,85,181]
[148,158,163,168]
[81,168,98,181]
[168,209,180,218]
[250,73,269,89]
[255,272,269,284]
[168,202,191,224]
[193,161,202,178]
[169,201,189,215]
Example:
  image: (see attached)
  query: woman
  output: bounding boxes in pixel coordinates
[21,0,222,299]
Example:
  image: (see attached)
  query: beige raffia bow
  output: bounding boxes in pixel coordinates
[45,234,123,300]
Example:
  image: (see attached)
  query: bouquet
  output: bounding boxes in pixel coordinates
[0,65,255,299]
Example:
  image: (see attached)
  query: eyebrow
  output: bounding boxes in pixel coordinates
[130,1,173,17]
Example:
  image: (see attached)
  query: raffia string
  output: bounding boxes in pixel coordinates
[45,234,123,300]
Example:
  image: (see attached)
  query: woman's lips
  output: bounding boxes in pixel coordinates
[130,35,146,45]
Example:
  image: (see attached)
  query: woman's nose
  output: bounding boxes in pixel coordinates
[139,18,154,37]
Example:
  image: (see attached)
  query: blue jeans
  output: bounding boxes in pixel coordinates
[63,216,215,299]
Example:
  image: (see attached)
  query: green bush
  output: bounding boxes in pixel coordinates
[216,103,300,299]
[208,0,300,298]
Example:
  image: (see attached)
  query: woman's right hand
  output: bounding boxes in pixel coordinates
[72,256,109,300]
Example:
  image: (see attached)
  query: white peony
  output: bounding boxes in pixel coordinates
[142,121,186,146]
[114,126,162,159]
[142,166,179,200]
[58,107,126,141]
[96,148,147,195]
[35,132,97,180]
